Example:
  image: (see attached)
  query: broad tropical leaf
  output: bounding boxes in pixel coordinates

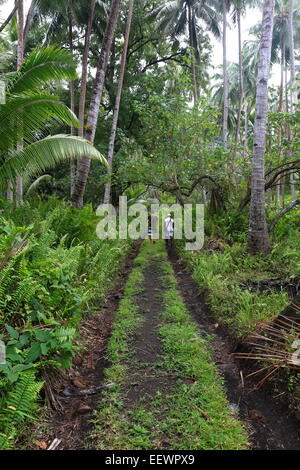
[0,135,108,187]
[7,46,77,95]
[0,94,79,151]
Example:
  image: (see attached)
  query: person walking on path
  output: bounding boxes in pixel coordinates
[163,213,174,249]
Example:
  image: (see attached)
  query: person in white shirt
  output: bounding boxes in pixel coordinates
[164,213,174,248]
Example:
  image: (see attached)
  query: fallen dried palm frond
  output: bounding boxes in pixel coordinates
[234,306,300,388]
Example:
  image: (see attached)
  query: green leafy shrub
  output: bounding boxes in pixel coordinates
[0,200,132,449]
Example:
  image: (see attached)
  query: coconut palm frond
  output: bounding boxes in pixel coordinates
[174,8,188,37]
[25,174,52,195]
[0,135,108,188]
[7,46,77,94]
[148,1,179,30]
[198,4,221,39]
[0,94,79,152]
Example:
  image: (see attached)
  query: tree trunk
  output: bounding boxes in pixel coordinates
[187,4,198,105]
[68,7,76,196]
[78,0,97,137]
[222,0,228,148]
[247,0,274,254]
[243,98,249,158]
[16,0,24,207]
[277,34,284,206]
[71,0,122,209]
[23,0,36,45]
[17,0,24,70]
[235,8,243,146]
[103,0,134,204]
[0,3,18,34]
[288,0,296,201]
[288,0,297,109]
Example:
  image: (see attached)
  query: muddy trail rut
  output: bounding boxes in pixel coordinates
[124,261,176,405]
[37,242,300,450]
[168,247,300,450]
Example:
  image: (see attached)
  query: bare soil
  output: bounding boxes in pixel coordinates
[124,260,177,405]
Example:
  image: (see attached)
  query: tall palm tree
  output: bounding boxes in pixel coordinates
[103,0,135,204]
[15,0,25,206]
[34,0,109,195]
[222,0,230,147]
[151,0,221,105]
[248,0,275,254]
[0,47,107,195]
[287,0,297,201]
[288,0,296,108]
[78,0,98,138]
[271,0,300,204]
[231,0,259,146]
[23,0,37,45]
[71,0,123,209]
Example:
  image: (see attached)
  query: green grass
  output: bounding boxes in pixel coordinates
[91,241,248,450]
[177,242,290,339]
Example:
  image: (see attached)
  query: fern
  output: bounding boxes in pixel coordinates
[0,432,13,450]
[4,370,43,426]
[0,370,43,450]
[0,257,21,311]
[31,230,56,263]
[53,327,76,344]
[8,277,38,312]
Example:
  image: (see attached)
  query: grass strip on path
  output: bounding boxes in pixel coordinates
[91,241,248,450]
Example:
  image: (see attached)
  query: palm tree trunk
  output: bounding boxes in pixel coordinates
[17,0,24,70]
[288,0,296,201]
[187,4,198,105]
[70,0,97,197]
[277,34,284,205]
[71,0,122,209]
[288,0,297,109]
[68,8,76,196]
[248,0,274,254]
[78,0,97,137]
[23,0,36,45]
[103,0,134,204]
[222,0,228,148]
[235,8,243,146]
[284,55,296,202]
[243,98,249,158]
[68,16,75,138]
[16,0,24,207]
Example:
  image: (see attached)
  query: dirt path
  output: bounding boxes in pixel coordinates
[35,241,300,450]
[124,261,176,404]
[168,248,300,450]
[34,242,142,450]
[86,242,248,450]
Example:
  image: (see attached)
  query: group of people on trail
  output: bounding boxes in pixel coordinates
[147,212,174,248]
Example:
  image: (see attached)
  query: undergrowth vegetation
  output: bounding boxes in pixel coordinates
[177,208,299,339]
[0,198,132,449]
